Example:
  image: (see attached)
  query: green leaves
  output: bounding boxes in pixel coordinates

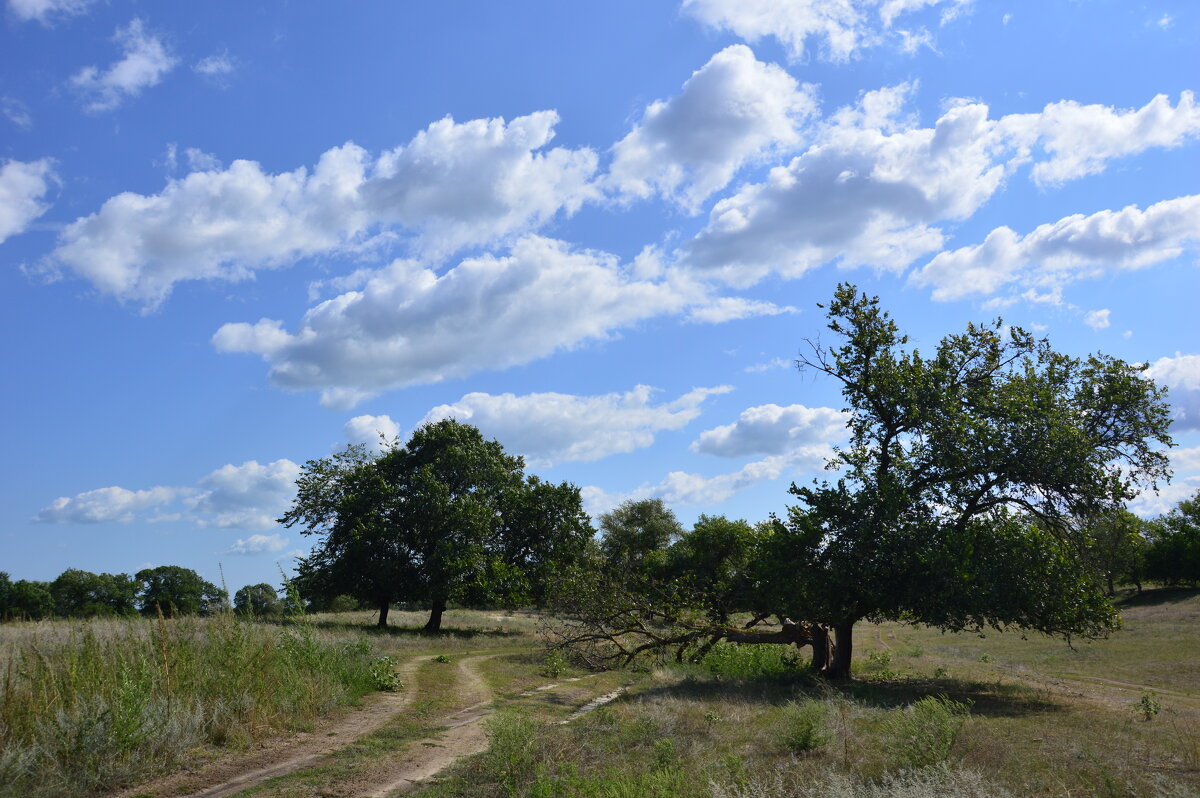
[783,284,1173,664]
[281,419,593,627]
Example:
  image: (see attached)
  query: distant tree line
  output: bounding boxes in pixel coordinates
[1085,492,1200,593]
[0,565,225,620]
[0,565,353,622]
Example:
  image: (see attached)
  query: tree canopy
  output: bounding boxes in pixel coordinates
[284,419,593,630]
[1144,490,1200,586]
[135,565,225,618]
[49,568,139,618]
[598,498,683,576]
[234,583,283,617]
[548,285,1173,678]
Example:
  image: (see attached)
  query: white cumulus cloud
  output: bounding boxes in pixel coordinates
[224,533,289,555]
[35,459,300,530]
[582,444,832,516]
[1170,445,1200,473]
[423,385,732,467]
[998,92,1200,186]
[49,112,597,307]
[7,0,91,24]
[692,403,847,457]
[606,45,817,210]
[70,19,177,112]
[1084,309,1111,330]
[1130,477,1200,518]
[214,236,784,408]
[187,459,300,529]
[50,145,372,308]
[364,111,598,258]
[681,0,971,63]
[344,414,401,452]
[194,51,236,78]
[683,86,1200,289]
[681,85,1003,286]
[34,485,181,524]
[0,158,55,243]
[911,195,1200,301]
[1146,353,1200,431]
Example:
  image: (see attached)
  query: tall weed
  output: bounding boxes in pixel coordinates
[777,700,832,753]
[0,614,387,797]
[881,694,971,769]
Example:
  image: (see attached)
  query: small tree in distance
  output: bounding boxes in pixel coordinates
[136,565,225,617]
[234,583,283,617]
[284,419,593,630]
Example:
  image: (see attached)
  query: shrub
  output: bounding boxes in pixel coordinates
[702,642,805,679]
[540,649,567,678]
[778,700,831,753]
[882,695,972,769]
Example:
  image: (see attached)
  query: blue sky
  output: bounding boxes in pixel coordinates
[2,0,1197,594]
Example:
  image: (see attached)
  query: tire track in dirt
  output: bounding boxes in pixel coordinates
[358,654,499,797]
[360,661,630,795]
[112,656,425,798]
[558,686,627,724]
[1045,672,1200,709]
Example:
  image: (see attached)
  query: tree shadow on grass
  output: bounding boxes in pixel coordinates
[1115,586,1199,608]
[303,618,523,639]
[631,668,1063,719]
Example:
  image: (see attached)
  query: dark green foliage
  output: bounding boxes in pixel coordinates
[233,583,282,617]
[328,594,361,613]
[769,284,1172,676]
[551,286,1175,679]
[1144,490,1200,586]
[49,569,139,618]
[284,419,593,630]
[1083,509,1149,594]
[134,565,224,617]
[598,498,684,575]
[0,574,54,620]
[664,515,766,625]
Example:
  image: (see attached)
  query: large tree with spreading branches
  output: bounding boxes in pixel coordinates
[548,285,1172,678]
[284,419,593,630]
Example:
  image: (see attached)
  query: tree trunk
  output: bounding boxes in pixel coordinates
[824,621,854,680]
[1106,573,1115,596]
[377,601,390,628]
[424,597,446,632]
[809,625,832,672]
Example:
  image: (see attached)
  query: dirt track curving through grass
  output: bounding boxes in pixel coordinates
[356,654,498,796]
[110,657,426,798]
[114,649,630,798]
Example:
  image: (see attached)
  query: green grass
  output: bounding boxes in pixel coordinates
[0,613,394,797]
[6,596,1198,797]
[423,589,1200,798]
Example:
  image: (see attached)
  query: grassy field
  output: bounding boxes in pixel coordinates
[1,595,1197,797]
[0,611,398,797]
[424,590,1200,798]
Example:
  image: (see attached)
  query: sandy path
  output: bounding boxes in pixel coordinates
[110,657,425,798]
[357,655,498,797]
[116,654,627,798]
